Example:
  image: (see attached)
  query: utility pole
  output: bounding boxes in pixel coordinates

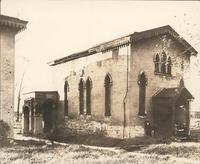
[0,0,2,15]
[16,72,25,122]
[16,56,30,122]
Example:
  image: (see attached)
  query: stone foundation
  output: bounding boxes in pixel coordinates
[60,116,144,139]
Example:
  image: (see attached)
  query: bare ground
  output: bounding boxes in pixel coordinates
[1,139,200,164]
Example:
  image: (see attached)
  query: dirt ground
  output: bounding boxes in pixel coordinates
[1,139,200,164]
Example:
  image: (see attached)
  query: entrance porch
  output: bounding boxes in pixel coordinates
[152,87,194,137]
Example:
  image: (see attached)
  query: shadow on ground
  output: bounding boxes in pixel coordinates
[10,128,200,152]
[45,134,173,150]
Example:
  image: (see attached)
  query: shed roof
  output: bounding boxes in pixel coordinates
[152,87,194,100]
[49,25,198,66]
[23,91,58,95]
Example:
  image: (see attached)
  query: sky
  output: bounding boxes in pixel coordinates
[1,0,200,110]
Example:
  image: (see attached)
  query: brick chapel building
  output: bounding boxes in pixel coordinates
[23,25,198,138]
[0,14,27,136]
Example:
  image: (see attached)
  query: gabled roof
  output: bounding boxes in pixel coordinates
[132,25,197,56]
[0,15,28,33]
[152,87,194,100]
[49,25,198,66]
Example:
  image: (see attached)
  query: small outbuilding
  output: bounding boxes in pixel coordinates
[22,91,59,135]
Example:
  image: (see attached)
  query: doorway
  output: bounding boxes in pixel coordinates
[23,106,29,134]
[42,99,54,133]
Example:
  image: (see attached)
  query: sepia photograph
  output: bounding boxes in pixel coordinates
[0,0,200,163]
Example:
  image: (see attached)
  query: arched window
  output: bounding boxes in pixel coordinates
[104,73,112,117]
[86,77,92,115]
[138,71,148,116]
[179,78,185,88]
[167,57,172,75]
[64,81,69,116]
[161,52,167,74]
[79,79,85,115]
[155,54,160,73]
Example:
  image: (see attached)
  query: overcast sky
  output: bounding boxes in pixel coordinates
[2,0,200,110]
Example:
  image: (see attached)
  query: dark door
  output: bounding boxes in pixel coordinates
[43,99,54,133]
[27,99,34,134]
[175,97,188,137]
[23,106,29,134]
[153,103,173,136]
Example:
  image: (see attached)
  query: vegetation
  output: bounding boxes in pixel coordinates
[0,120,11,146]
[1,139,200,164]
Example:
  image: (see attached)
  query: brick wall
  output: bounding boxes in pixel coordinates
[61,116,144,139]
[51,45,130,124]
[0,28,15,137]
[51,33,191,138]
[126,34,191,128]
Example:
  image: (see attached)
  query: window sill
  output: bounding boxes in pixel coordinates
[138,114,147,118]
[64,116,69,121]
[79,114,85,119]
[104,116,111,122]
[154,72,172,77]
[86,115,92,120]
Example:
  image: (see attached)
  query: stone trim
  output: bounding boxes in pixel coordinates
[0,15,28,33]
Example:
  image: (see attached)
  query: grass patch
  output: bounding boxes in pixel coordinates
[141,144,200,160]
[45,133,173,151]
[14,139,46,146]
[49,134,122,147]
[1,138,200,163]
[0,120,11,147]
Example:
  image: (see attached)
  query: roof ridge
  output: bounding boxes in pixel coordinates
[50,25,198,66]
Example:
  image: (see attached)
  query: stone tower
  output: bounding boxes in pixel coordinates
[0,13,27,136]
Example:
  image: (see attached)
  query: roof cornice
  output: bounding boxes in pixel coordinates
[0,15,28,33]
